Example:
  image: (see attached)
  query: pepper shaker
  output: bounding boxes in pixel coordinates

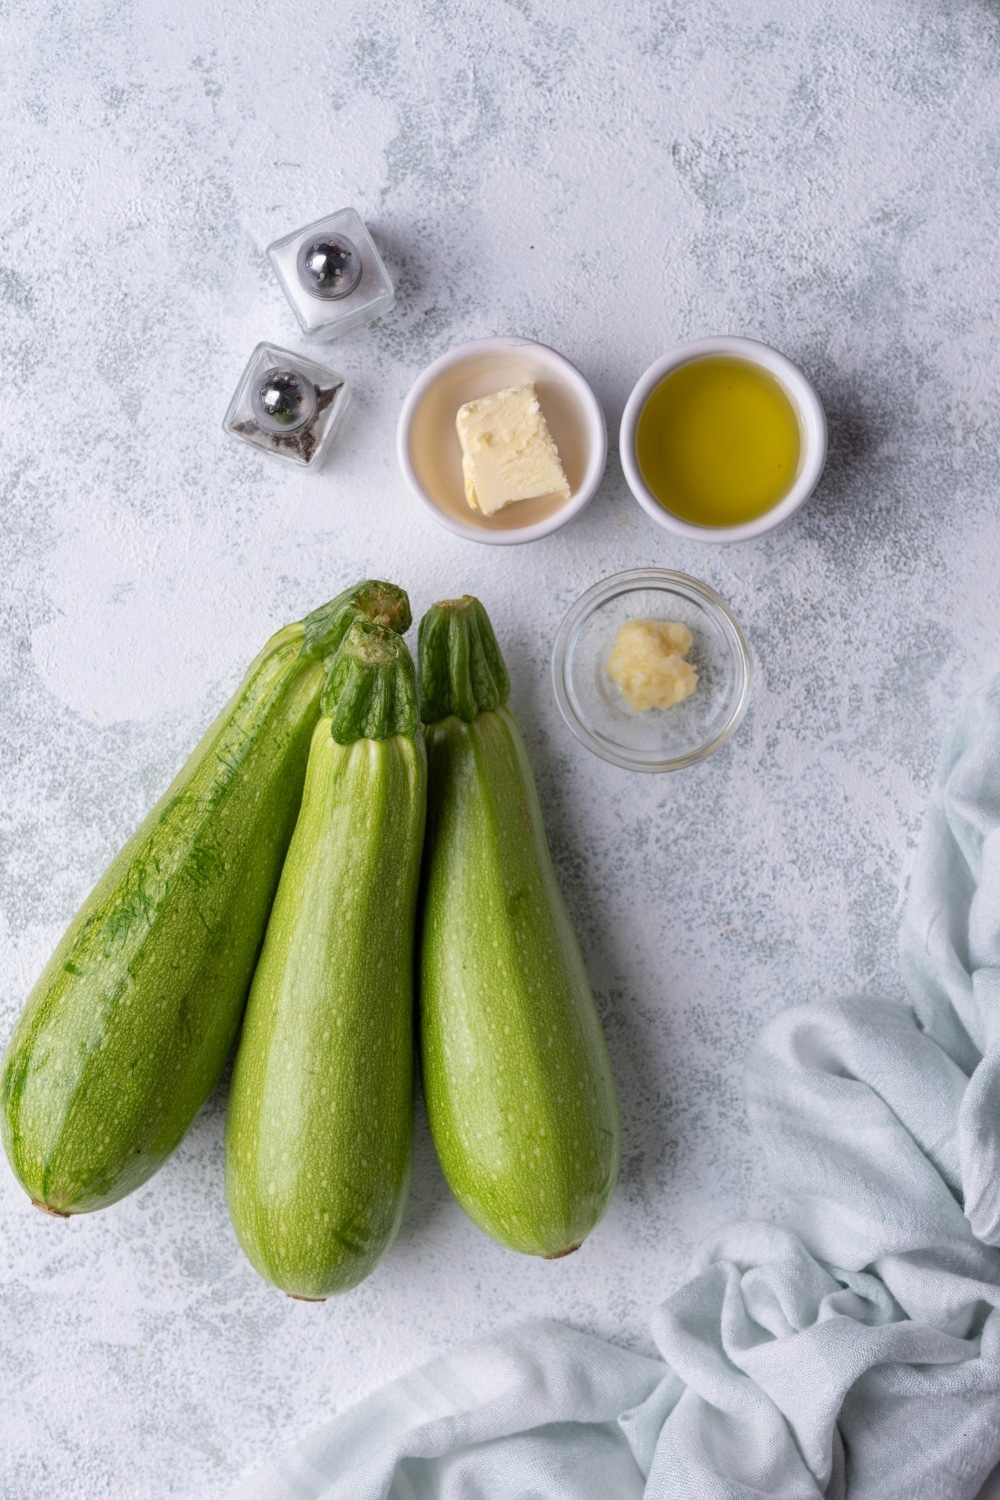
[223,342,351,467]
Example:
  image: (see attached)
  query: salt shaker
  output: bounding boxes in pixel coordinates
[267,209,394,341]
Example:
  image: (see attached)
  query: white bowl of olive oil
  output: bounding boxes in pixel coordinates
[619,336,826,542]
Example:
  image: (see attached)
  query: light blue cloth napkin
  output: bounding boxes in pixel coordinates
[229,678,1000,1500]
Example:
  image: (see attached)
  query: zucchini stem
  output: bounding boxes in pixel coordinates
[301,579,411,664]
[418,595,510,723]
[321,620,419,743]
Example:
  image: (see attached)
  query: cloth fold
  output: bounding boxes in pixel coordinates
[229,677,1000,1500]
[228,1320,667,1500]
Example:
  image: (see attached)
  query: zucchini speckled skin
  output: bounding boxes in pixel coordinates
[418,597,620,1258]
[1,582,411,1216]
[226,621,425,1298]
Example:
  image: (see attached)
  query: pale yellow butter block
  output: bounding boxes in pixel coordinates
[455,384,571,516]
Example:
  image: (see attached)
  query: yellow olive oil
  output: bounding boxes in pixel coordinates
[636,356,801,527]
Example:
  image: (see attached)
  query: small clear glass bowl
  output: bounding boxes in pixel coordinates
[551,569,752,772]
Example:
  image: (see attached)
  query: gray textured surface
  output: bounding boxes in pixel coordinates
[2,0,999,1494]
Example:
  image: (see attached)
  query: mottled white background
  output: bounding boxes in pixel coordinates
[2,0,1000,1494]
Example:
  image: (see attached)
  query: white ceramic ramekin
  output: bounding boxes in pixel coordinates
[397,336,607,545]
[619,335,827,543]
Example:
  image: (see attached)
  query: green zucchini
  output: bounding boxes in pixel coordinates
[418,596,620,1258]
[2,581,411,1216]
[225,619,426,1299]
